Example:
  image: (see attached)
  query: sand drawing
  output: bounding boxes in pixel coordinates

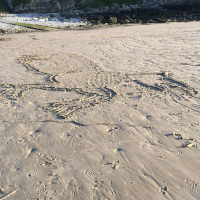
[0,53,198,119]
[0,185,18,200]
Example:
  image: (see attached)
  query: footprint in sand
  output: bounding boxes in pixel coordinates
[185,179,200,191]
[160,186,168,195]
[35,181,47,197]
[92,180,115,199]
[165,132,198,148]
[104,160,120,170]
[85,170,97,178]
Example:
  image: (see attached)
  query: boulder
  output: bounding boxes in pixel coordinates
[108,16,118,24]
[87,15,104,24]
[117,15,131,24]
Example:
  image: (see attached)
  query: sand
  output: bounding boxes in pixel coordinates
[0,21,200,200]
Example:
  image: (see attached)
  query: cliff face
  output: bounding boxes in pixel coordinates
[6,0,75,12]
[5,0,200,13]
[5,0,80,12]
[162,0,200,11]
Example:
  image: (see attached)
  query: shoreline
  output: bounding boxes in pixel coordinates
[1,8,200,34]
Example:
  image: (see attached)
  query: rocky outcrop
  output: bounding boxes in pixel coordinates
[13,0,76,13]
[85,9,200,25]
[162,0,200,11]
[5,0,200,16]
[5,0,13,10]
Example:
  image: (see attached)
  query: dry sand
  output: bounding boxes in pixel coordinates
[0,22,200,200]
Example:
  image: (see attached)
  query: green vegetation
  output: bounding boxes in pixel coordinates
[81,0,143,9]
[14,23,58,31]
[0,0,7,12]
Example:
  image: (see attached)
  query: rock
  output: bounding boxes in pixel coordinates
[89,8,100,13]
[108,16,118,24]
[162,0,200,12]
[63,14,75,19]
[5,0,13,10]
[129,5,140,11]
[88,15,104,24]
[0,28,6,33]
[99,6,109,13]
[29,4,37,11]
[23,6,30,11]
[121,4,132,12]
[117,15,131,24]
[62,18,68,22]
[39,19,45,22]
[109,3,120,14]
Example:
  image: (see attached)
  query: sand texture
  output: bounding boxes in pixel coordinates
[0,22,200,200]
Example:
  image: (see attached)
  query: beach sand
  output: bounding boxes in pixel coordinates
[0,22,200,199]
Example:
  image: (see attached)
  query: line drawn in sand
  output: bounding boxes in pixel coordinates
[0,53,199,119]
[134,71,199,113]
[0,185,18,200]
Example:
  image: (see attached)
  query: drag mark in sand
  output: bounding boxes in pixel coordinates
[0,53,199,119]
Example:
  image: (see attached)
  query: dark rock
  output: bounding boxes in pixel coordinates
[162,0,200,12]
[86,7,200,25]
[107,16,118,24]
[99,6,109,13]
[117,15,131,24]
[63,13,76,19]
[0,29,6,34]
[88,15,104,24]
[109,3,120,14]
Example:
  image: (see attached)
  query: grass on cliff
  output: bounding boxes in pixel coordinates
[80,0,143,9]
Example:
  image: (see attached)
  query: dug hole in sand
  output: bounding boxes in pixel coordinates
[0,21,200,199]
